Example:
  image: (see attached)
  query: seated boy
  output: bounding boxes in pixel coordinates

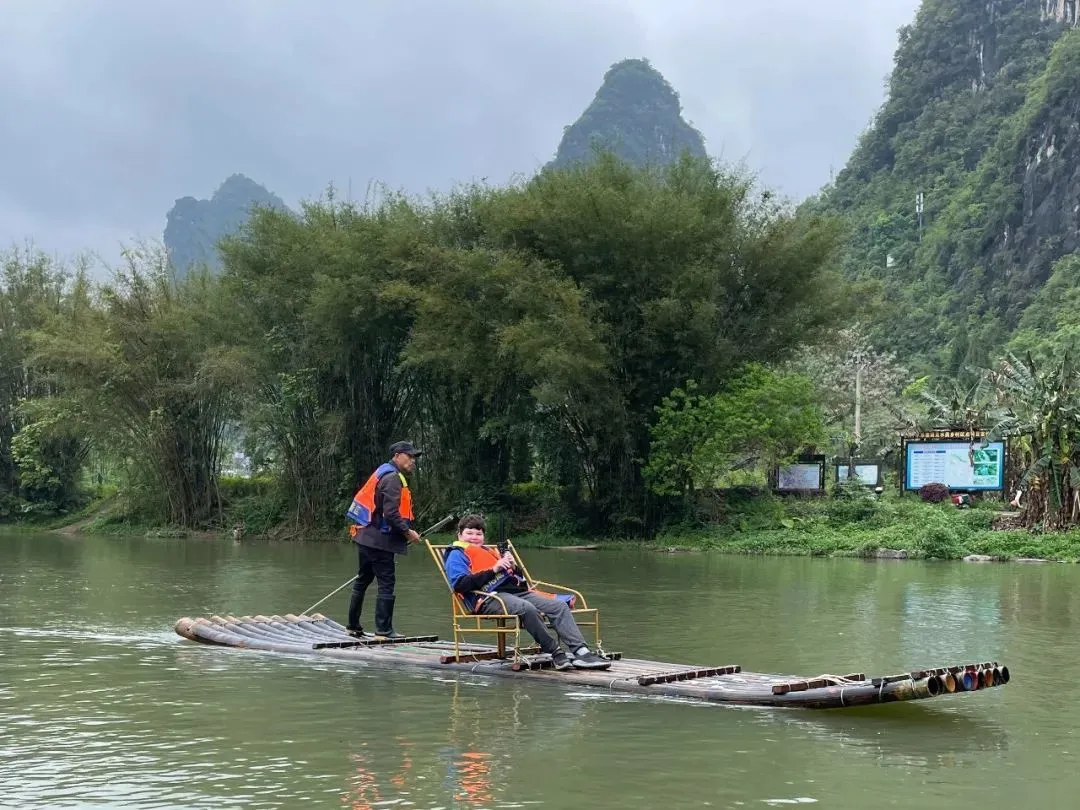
[444,514,611,671]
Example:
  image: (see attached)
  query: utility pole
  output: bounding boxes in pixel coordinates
[855,363,862,449]
[851,346,867,457]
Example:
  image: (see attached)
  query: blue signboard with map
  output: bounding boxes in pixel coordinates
[904,440,1005,491]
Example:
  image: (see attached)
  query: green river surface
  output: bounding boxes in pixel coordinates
[1,530,1076,809]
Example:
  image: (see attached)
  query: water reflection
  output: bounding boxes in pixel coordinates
[340,681,555,808]
[901,581,1003,666]
[445,750,495,806]
[440,682,510,806]
[342,739,414,810]
[761,703,1009,770]
[3,531,1079,810]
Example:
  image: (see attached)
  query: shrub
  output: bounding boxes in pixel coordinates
[918,482,950,503]
[824,491,879,523]
[913,520,962,559]
[219,474,273,501]
[220,475,285,536]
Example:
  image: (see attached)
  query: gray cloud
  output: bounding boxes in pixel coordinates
[0,0,919,268]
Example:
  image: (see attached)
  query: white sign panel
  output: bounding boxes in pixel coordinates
[905,441,1005,491]
[777,463,823,491]
[835,464,880,486]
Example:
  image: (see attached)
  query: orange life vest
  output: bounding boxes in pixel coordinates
[346,462,413,538]
[453,541,521,590]
[448,540,575,611]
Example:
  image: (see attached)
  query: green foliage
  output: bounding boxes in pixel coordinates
[8,152,850,536]
[485,153,847,530]
[908,507,964,558]
[920,373,1000,431]
[807,2,1077,376]
[214,153,848,536]
[504,481,565,534]
[823,480,880,522]
[0,247,90,513]
[1008,254,1080,360]
[26,245,253,527]
[219,191,423,530]
[644,366,827,498]
[646,493,1052,560]
[783,323,914,454]
[10,397,90,512]
[218,475,285,537]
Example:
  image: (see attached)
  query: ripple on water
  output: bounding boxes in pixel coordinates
[12,536,1080,808]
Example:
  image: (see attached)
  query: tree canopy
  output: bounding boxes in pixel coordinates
[2,154,852,536]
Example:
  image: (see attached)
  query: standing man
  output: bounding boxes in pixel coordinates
[345,440,423,639]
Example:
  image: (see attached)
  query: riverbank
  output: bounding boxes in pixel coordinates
[38,489,1080,563]
[515,496,1080,563]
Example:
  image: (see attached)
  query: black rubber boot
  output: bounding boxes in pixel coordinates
[374,596,404,639]
[346,585,366,636]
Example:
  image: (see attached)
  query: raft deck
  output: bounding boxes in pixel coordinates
[174,613,1010,709]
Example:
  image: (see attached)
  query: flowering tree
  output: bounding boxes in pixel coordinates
[783,324,913,454]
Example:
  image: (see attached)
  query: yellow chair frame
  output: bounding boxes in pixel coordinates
[425,538,603,665]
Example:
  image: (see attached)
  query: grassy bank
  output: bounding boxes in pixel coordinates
[44,475,310,540]
[36,481,1080,563]
[517,493,1080,562]
[0,494,117,533]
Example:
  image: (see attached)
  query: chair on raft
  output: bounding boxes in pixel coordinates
[424,537,605,667]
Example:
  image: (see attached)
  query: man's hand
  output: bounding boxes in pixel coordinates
[493,551,515,572]
[406,529,422,544]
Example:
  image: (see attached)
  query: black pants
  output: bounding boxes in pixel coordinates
[347,545,397,632]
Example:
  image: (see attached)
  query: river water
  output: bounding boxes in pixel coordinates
[0,531,1076,808]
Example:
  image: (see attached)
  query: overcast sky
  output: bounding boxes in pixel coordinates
[1,0,921,269]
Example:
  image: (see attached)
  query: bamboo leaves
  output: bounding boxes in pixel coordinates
[7,153,852,534]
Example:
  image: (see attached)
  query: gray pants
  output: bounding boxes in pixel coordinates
[478,590,587,655]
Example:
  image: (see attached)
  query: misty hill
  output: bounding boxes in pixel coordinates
[547,58,708,171]
[164,174,287,275]
[808,0,1080,375]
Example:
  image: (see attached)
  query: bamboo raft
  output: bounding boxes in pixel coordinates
[173,613,1011,709]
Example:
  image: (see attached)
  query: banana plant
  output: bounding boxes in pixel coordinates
[920,372,1002,433]
[985,351,1080,529]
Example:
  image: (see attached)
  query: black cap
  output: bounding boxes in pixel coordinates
[389,440,422,457]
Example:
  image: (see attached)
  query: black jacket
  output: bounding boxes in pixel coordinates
[356,464,412,555]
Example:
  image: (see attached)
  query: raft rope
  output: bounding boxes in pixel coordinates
[818,674,871,708]
[813,673,865,685]
[819,672,867,708]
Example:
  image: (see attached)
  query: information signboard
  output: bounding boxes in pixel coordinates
[775,461,825,492]
[904,440,1005,491]
[833,461,882,487]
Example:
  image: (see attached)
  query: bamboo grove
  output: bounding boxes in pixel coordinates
[0,155,850,534]
[6,153,1080,536]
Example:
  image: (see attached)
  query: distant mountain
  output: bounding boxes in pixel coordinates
[547,58,708,171]
[164,174,287,275]
[806,0,1080,376]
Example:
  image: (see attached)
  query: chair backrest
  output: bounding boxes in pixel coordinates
[424,541,470,614]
